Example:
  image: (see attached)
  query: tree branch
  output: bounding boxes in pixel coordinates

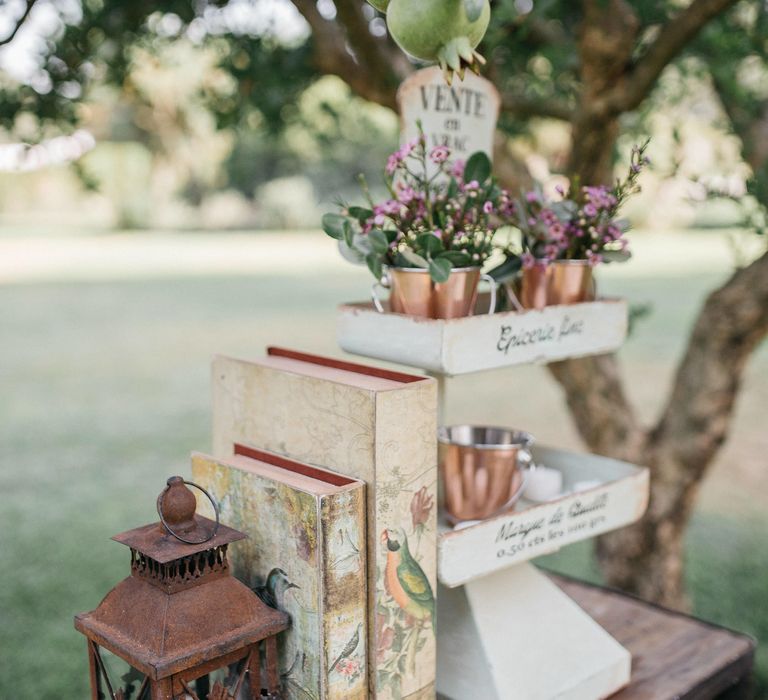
[500,92,573,122]
[288,0,403,110]
[601,0,741,115]
[651,249,768,493]
[0,0,38,47]
[548,353,646,461]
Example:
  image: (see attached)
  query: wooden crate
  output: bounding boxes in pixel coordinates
[437,446,649,587]
[337,297,628,375]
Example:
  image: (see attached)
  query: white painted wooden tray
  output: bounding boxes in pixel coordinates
[337,297,628,375]
[437,446,649,588]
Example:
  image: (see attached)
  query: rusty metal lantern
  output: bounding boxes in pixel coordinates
[75,476,289,700]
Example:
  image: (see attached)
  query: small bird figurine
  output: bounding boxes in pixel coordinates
[329,622,364,674]
[253,567,300,610]
[382,528,435,623]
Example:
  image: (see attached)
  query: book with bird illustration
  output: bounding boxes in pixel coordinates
[192,446,367,700]
[210,348,438,700]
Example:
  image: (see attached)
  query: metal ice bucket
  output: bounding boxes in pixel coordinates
[438,425,534,523]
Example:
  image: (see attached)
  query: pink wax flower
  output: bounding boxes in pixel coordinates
[451,159,465,179]
[525,191,540,203]
[378,199,401,216]
[587,250,603,266]
[396,184,417,204]
[430,145,450,164]
[483,201,494,214]
[401,138,419,158]
[549,222,564,236]
[583,203,598,217]
[521,252,536,269]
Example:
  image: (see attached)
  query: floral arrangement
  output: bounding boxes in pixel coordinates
[322,128,516,283]
[491,141,650,279]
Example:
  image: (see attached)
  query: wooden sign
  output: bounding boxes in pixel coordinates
[437,446,650,588]
[397,66,500,177]
[337,298,628,376]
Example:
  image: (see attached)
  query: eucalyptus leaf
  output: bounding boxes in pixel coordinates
[366,252,383,280]
[369,229,390,255]
[428,257,452,283]
[464,0,484,22]
[383,229,399,244]
[400,249,429,268]
[342,219,354,248]
[436,250,472,267]
[338,240,365,265]
[322,213,349,240]
[614,218,631,232]
[348,206,374,221]
[416,232,444,256]
[600,249,632,263]
[464,152,492,184]
[488,255,523,282]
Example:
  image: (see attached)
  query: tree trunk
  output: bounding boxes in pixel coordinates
[552,249,768,610]
[550,0,767,610]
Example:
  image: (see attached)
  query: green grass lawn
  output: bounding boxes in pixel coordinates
[1,230,766,697]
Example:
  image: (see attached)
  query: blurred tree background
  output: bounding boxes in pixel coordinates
[1,0,767,687]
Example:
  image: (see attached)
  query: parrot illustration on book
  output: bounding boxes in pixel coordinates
[381,528,435,624]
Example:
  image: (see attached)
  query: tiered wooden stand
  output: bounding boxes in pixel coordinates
[338,298,650,700]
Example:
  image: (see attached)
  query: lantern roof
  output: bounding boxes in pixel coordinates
[112,515,245,564]
[75,574,288,679]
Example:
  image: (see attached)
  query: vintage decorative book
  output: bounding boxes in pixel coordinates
[192,446,367,700]
[210,348,438,700]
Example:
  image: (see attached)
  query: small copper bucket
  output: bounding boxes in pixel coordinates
[511,260,595,310]
[372,267,497,319]
[438,425,534,523]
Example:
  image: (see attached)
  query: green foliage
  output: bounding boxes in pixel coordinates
[324,133,508,282]
[463,151,492,184]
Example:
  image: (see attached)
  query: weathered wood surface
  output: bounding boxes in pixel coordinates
[437,563,631,700]
[552,574,756,699]
[337,298,628,375]
[437,446,649,587]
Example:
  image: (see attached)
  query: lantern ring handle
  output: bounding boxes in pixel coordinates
[156,480,221,545]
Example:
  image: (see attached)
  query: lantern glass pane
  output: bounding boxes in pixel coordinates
[97,648,147,699]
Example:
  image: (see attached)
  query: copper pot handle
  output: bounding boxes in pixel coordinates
[517,446,534,472]
[480,273,498,315]
[371,273,391,313]
[516,447,536,498]
[505,285,524,312]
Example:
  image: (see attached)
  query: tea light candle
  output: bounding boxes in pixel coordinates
[524,465,563,502]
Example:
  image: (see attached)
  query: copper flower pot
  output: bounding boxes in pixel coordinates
[372,267,497,319]
[515,260,595,310]
[438,425,534,523]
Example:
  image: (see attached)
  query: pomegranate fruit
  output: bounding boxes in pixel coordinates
[369,0,490,83]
